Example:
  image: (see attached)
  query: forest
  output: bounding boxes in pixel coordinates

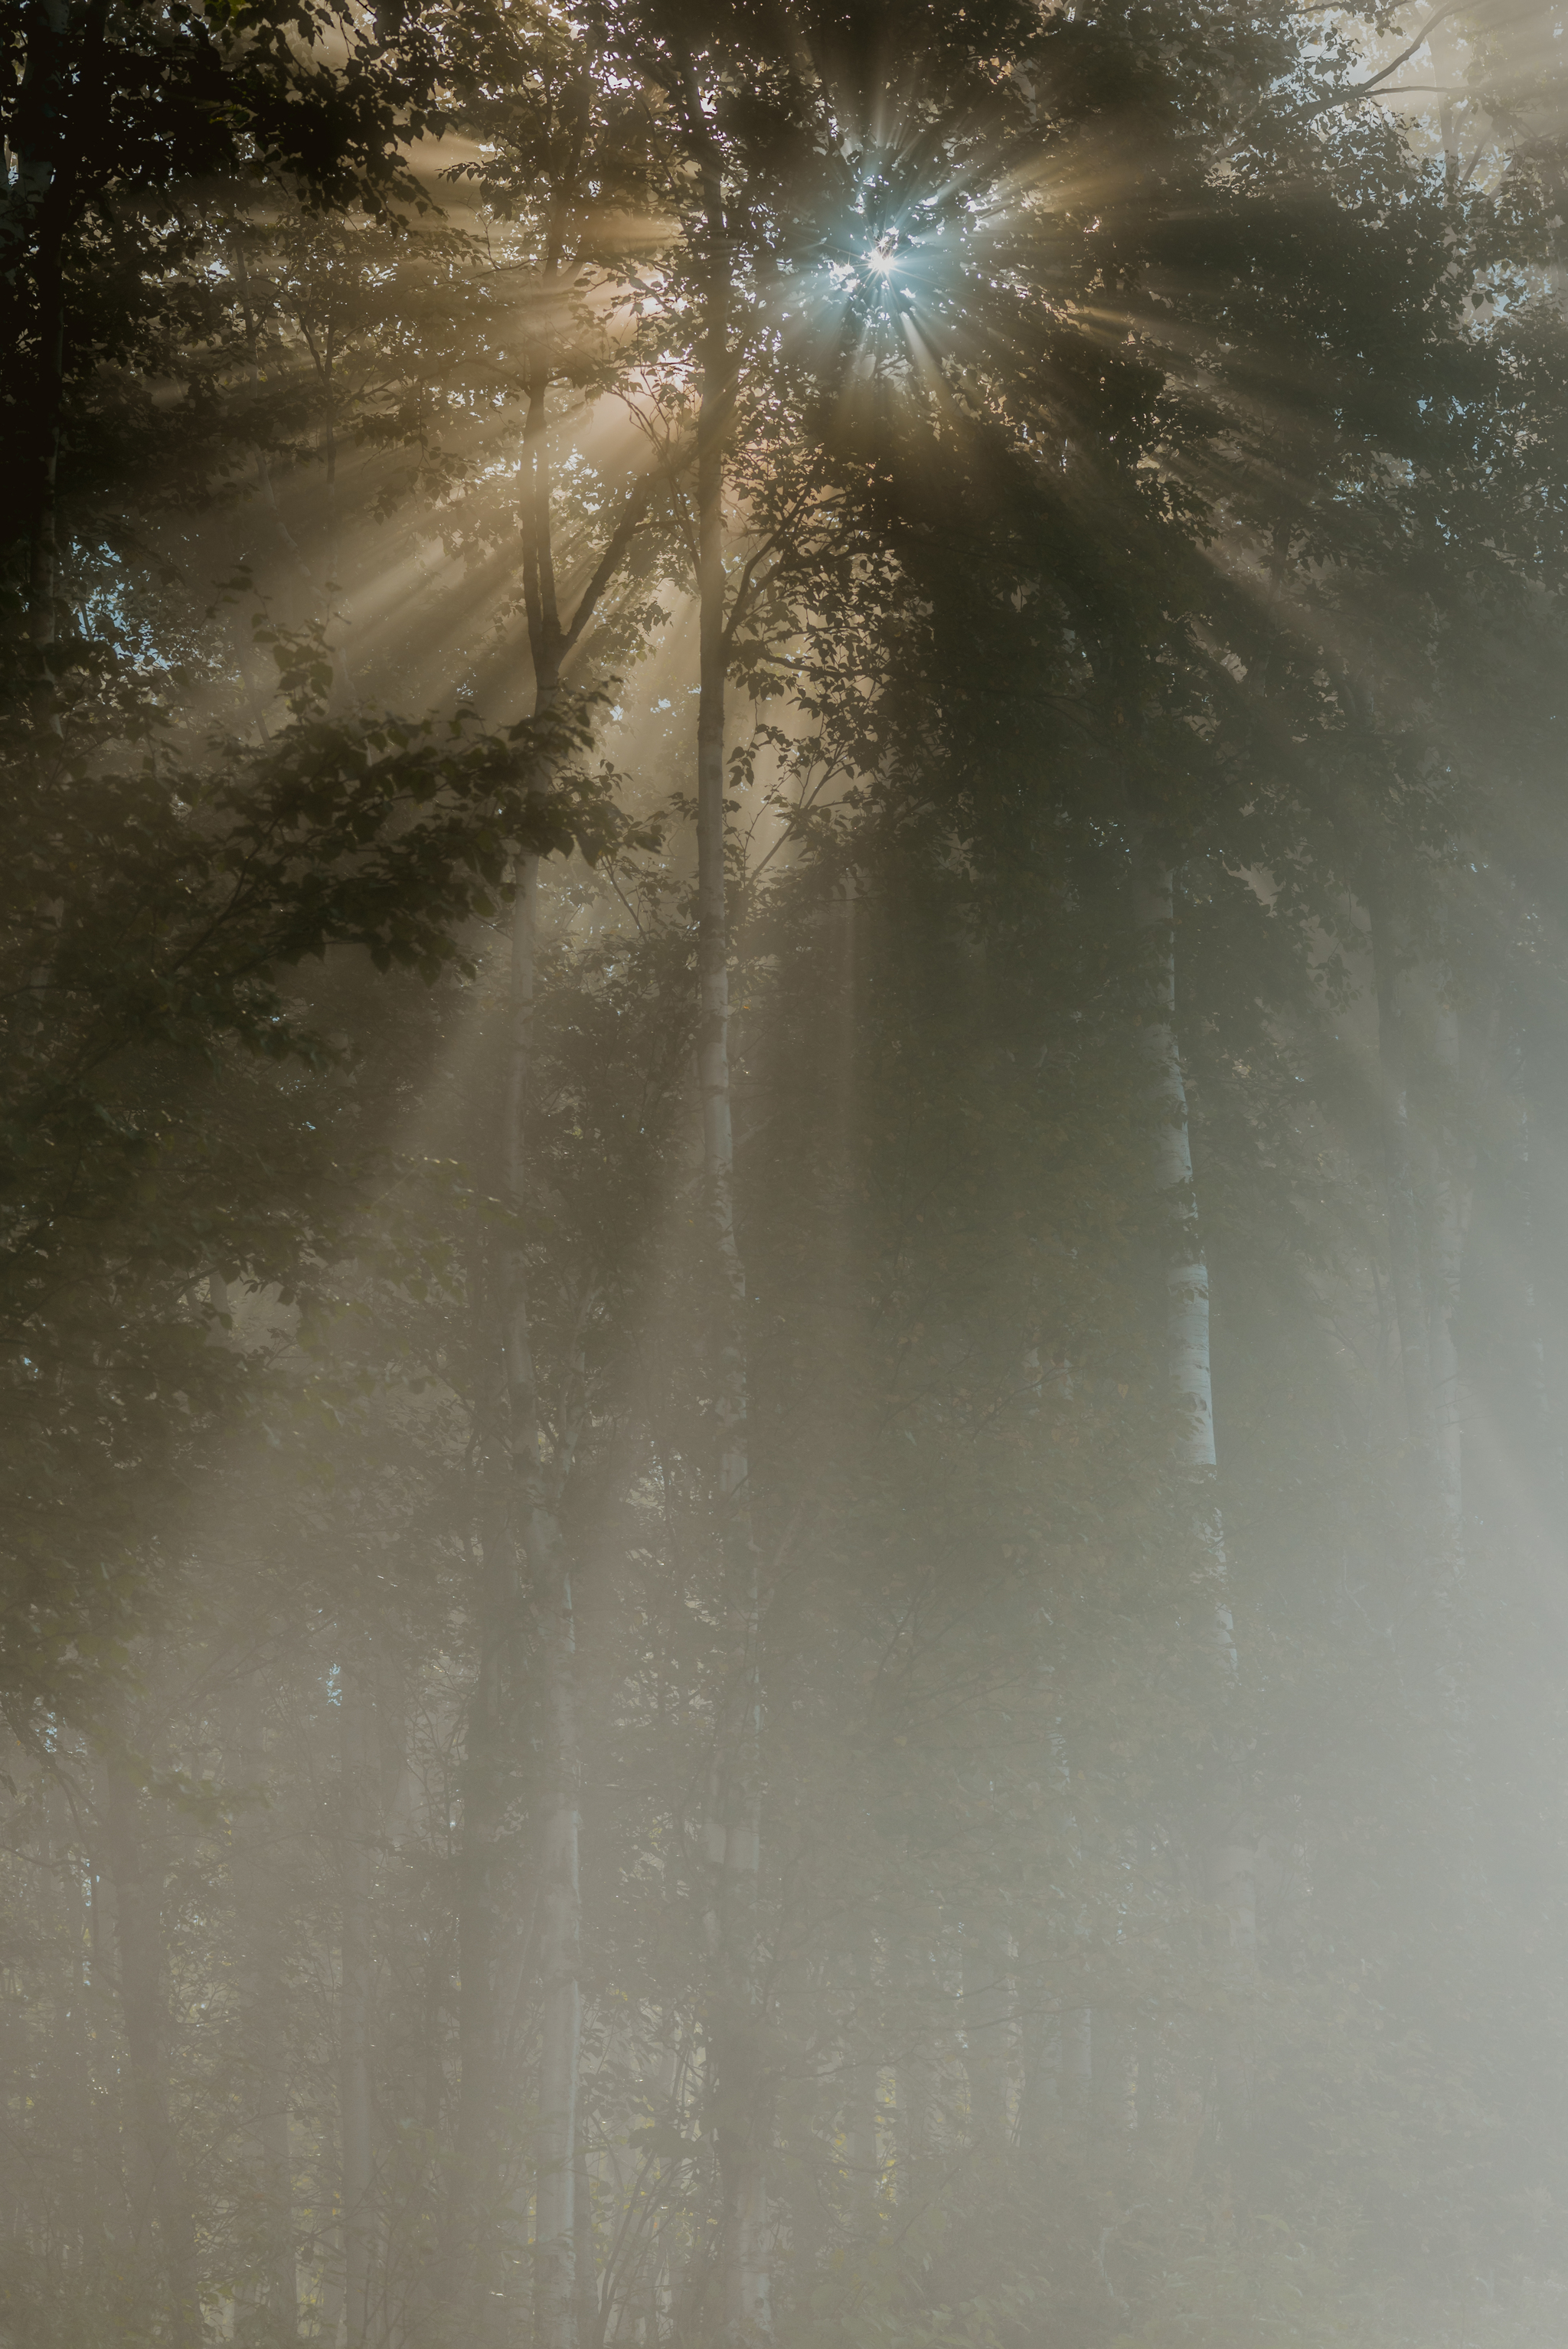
[5,0,1568,2344]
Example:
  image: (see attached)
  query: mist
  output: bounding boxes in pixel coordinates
[5,4,1568,2347]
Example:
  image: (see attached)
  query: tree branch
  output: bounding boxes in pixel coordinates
[560,475,654,659]
[1303,4,1463,118]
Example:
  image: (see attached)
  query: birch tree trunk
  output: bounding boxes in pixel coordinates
[1138,868,1226,1515]
[1134,856,1253,2152]
[102,1743,201,2349]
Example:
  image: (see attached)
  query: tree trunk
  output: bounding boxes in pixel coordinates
[1370,894,1441,1494]
[688,99,769,2344]
[573,2135,598,2349]
[234,1678,299,2340]
[1134,855,1252,2154]
[453,112,644,2335]
[1137,868,1226,1515]
[102,1745,201,2349]
[1426,985,1467,1543]
[1369,894,1470,1700]
[340,1665,375,2349]
[523,1377,583,2349]
[450,201,634,2335]
[1134,854,1230,1595]
[511,363,584,2349]
[1522,1063,1568,1579]
[449,1408,511,2334]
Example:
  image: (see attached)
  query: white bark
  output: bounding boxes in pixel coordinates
[1135,860,1233,1658]
[1135,858,1251,2145]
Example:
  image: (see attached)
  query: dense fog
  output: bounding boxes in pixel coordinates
[6,4,1568,2346]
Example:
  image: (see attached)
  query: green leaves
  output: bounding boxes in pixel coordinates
[0,606,649,1726]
